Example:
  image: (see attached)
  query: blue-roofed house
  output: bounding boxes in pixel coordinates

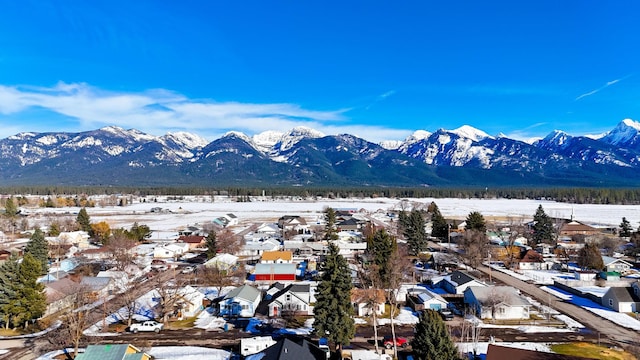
[407,288,448,311]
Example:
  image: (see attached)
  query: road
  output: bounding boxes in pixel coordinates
[476,264,639,347]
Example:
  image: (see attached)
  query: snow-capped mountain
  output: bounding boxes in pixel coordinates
[2,120,640,187]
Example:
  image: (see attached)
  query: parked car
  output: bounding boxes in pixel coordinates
[439,308,454,321]
[383,335,408,349]
[129,320,164,333]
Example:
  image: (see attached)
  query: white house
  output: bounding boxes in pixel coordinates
[602,256,634,274]
[58,231,91,249]
[434,270,487,295]
[171,285,205,318]
[153,243,189,259]
[407,288,448,311]
[204,253,239,270]
[463,286,531,320]
[220,284,262,318]
[238,239,281,259]
[602,286,640,313]
[351,288,385,317]
[260,283,312,317]
[255,223,280,236]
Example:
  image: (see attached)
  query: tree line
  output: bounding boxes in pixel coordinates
[3,186,640,204]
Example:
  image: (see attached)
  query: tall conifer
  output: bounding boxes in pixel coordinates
[411,309,460,360]
[24,228,49,275]
[313,243,355,352]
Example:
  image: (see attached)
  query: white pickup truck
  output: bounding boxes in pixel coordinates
[129,320,164,333]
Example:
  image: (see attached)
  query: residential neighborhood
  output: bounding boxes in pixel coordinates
[0,194,639,360]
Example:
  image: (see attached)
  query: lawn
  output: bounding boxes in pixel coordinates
[551,342,637,360]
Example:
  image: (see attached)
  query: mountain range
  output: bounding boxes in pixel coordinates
[2,119,640,187]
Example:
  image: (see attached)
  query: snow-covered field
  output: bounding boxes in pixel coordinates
[25,196,640,238]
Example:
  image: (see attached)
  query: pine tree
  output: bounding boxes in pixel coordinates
[324,207,339,240]
[0,255,20,328]
[15,253,46,329]
[429,203,448,240]
[410,309,460,360]
[465,211,486,232]
[313,243,355,352]
[620,217,632,238]
[403,210,428,256]
[205,231,218,260]
[24,228,49,275]
[127,222,151,242]
[4,197,18,217]
[366,229,396,288]
[76,208,92,233]
[532,205,555,246]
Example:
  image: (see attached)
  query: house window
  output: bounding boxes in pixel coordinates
[498,308,505,314]
[242,305,248,310]
[286,294,291,302]
[609,299,613,306]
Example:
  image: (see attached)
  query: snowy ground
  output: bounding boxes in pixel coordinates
[36,347,231,360]
[541,286,640,331]
[23,196,640,238]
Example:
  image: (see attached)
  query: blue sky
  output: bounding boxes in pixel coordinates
[0,1,638,142]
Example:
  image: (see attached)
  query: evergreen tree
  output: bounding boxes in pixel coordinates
[4,197,18,217]
[577,242,604,271]
[411,309,460,360]
[620,217,632,238]
[76,208,92,233]
[532,205,555,246]
[429,203,448,240]
[0,255,20,328]
[48,222,61,237]
[205,231,218,260]
[15,253,46,329]
[313,243,355,352]
[127,222,152,242]
[366,229,396,288]
[324,207,339,240]
[24,228,49,275]
[403,210,428,256]
[465,211,486,232]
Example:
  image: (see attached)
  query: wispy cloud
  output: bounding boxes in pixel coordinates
[503,122,548,142]
[365,90,396,110]
[575,75,630,101]
[0,82,410,142]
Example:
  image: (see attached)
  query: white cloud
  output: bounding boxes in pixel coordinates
[575,76,629,101]
[0,82,407,142]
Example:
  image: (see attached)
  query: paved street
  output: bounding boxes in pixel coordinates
[476,264,639,347]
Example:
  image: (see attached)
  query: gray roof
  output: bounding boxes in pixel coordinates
[606,287,640,303]
[80,276,112,291]
[224,284,261,302]
[466,286,530,307]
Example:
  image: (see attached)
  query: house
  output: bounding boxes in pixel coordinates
[435,270,487,295]
[239,239,281,259]
[177,235,206,250]
[256,223,281,236]
[204,253,239,271]
[518,249,546,270]
[486,343,598,360]
[44,278,83,316]
[224,213,239,226]
[283,242,328,257]
[558,221,600,237]
[602,256,633,274]
[253,263,297,282]
[80,276,115,300]
[220,284,262,318]
[170,285,205,318]
[602,286,640,313]
[57,231,91,249]
[258,282,312,317]
[406,288,448,312]
[153,243,189,259]
[249,337,328,360]
[351,288,385,317]
[75,344,152,360]
[261,250,293,264]
[464,286,531,320]
[337,218,360,231]
[78,247,111,261]
[277,215,309,233]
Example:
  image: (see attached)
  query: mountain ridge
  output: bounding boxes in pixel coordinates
[1,119,640,187]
